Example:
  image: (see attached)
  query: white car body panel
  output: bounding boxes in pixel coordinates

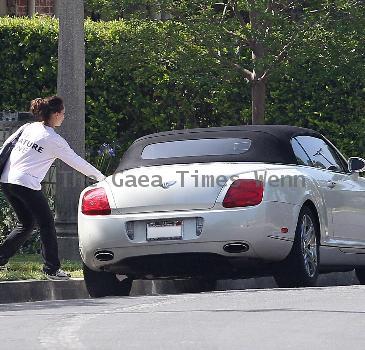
[78,126,365,281]
[78,161,365,273]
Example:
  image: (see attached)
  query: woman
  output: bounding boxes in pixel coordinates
[0,96,105,280]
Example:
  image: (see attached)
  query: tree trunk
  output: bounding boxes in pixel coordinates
[56,0,85,260]
[251,79,266,125]
[249,6,267,125]
[27,0,35,17]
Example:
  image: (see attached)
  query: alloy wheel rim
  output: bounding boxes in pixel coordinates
[300,214,318,278]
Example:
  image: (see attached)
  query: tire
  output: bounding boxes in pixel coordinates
[274,206,320,288]
[83,263,133,298]
[355,268,365,284]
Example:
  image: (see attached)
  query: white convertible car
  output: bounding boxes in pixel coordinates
[78,125,365,297]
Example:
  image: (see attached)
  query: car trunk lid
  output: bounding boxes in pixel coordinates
[106,163,270,214]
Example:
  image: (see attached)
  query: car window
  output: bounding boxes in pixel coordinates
[294,136,346,172]
[325,139,349,172]
[141,138,252,159]
[291,138,313,166]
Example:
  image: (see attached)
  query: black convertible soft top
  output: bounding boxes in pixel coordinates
[116,125,323,171]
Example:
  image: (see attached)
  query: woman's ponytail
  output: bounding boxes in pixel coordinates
[30,98,46,121]
[30,96,64,122]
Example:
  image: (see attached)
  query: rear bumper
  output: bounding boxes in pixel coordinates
[100,253,279,279]
[78,201,299,276]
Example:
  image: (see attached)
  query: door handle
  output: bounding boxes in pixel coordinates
[327,181,336,189]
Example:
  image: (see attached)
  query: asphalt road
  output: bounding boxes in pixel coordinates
[0,285,364,350]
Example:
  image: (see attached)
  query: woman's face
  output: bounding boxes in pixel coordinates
[51,108,65,127]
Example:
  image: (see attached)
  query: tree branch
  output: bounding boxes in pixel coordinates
[218,54,253,80]
[220,2,230,24]
[266,0,274,13]
[222,27,253,49]
[265,1,293,14]
[231,0,247,29]
[258,40,291,81]
[227,62,254,81]
[241,67,254,81]
[203,43,253,82]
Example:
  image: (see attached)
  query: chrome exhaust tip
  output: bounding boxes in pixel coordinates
[94,250,114,261]
[223,242,249,254]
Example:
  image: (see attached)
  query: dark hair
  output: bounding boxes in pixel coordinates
[30,96,64,122]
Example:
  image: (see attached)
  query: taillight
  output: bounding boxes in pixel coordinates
[81,188,111,215]
[222,179,263,208]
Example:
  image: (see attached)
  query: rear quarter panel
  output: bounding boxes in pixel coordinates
[215,165,330,245]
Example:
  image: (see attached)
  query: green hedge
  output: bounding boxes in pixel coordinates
[0,17,250,165]
[0,16,364,162]
[0,16,364,244]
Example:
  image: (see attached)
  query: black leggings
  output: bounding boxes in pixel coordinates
[0,183,60,273]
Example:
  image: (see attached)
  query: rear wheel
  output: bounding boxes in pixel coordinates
[274,206,320,288]
[83,263,133,298]
[355,268,365,284]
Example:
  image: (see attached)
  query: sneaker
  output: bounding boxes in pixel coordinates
[0,258,9,271]
[0,263,9,272]
[44,269,71,281]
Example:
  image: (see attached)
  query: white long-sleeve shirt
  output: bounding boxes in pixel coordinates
[0,122,105,190]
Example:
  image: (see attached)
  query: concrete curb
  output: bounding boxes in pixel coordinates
[0,278,89,304]
[0,270,361,304]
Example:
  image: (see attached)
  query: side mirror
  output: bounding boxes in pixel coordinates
[348,157,365,173]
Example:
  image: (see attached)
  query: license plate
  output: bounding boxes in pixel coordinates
[146,220,183,241]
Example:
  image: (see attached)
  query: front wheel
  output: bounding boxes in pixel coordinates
[83,263,133,298]
[274,206,320,288]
